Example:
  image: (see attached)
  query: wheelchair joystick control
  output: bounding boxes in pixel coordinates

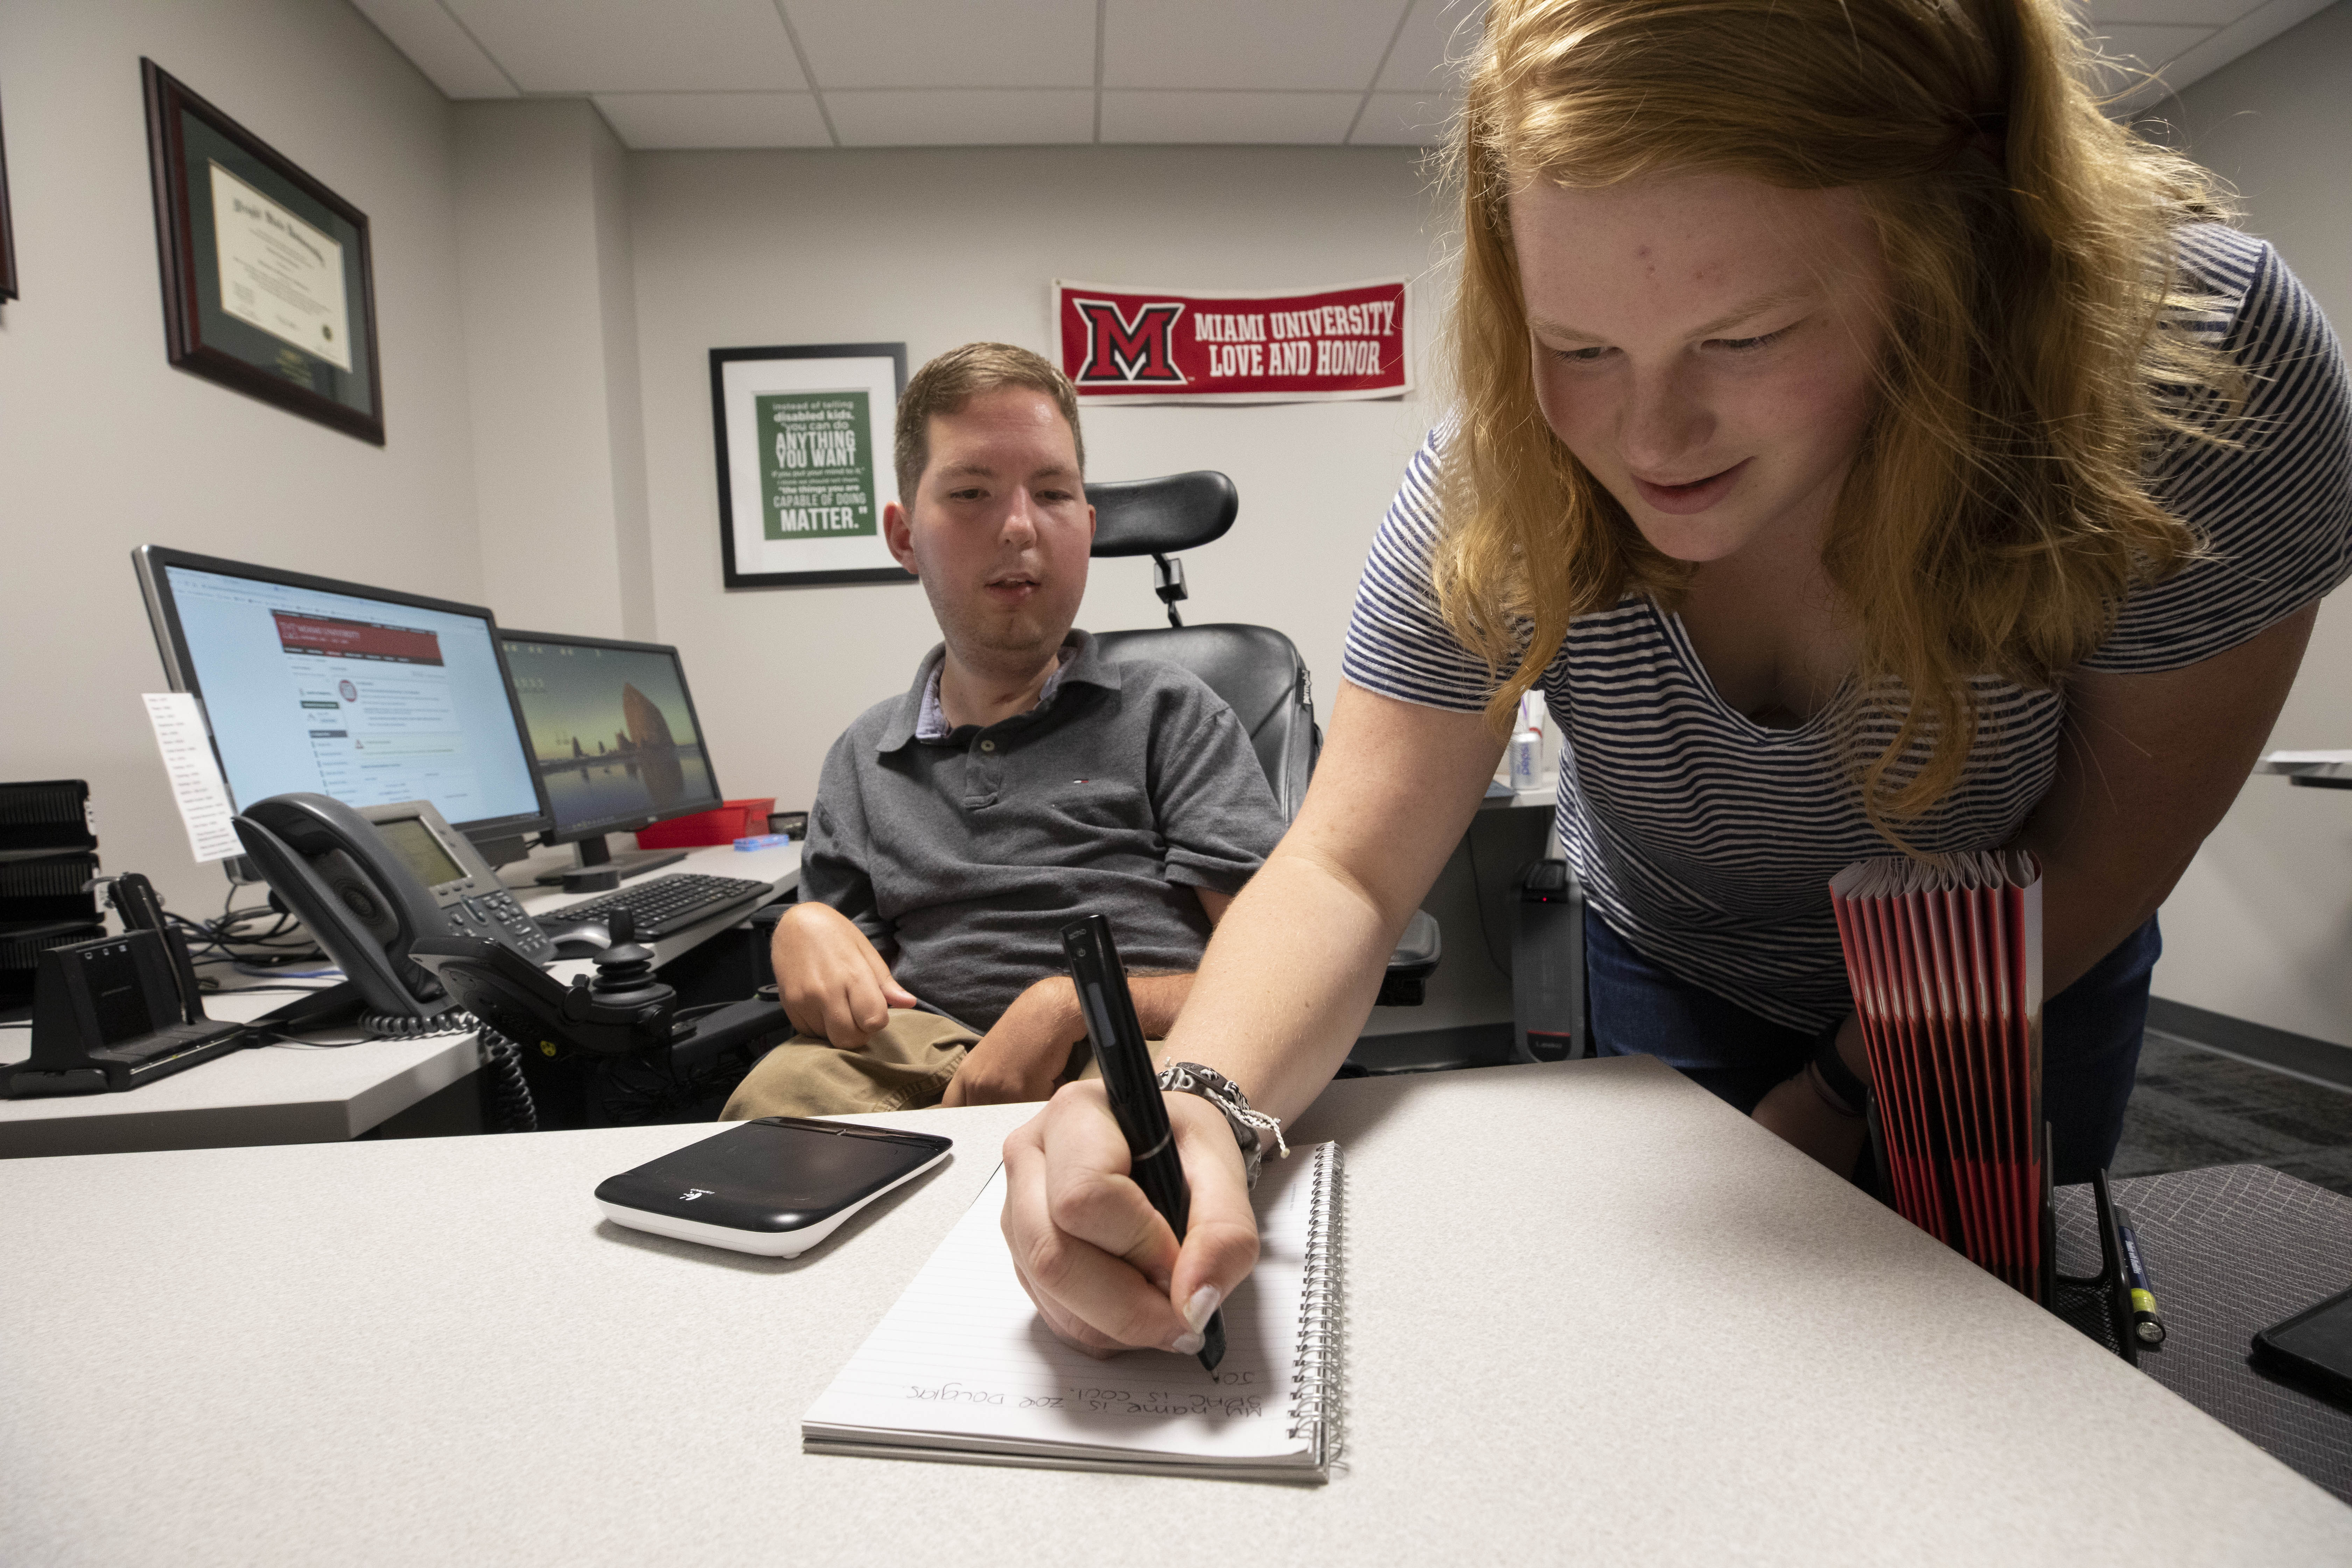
[588,910,670,1011]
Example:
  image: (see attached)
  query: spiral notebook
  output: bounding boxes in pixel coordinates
[803,1141,1341,1483]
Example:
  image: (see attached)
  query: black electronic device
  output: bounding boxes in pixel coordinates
[498,629,725,888]
[411,915,790,1130]
[103,872,205,1024]
[411,913,784,1062]
[1062,911,1227,1373]
[2254,1284,2352,1408]
[411,915,677,1060]
[593,1116,953,1257]
[356,800,555,965]
[533,872,773,946]
[1512,858,1587,1063]
[132,545,552,867]
[230,792,466,1028]
[2,924,244,1098]
[1,779,106,1016]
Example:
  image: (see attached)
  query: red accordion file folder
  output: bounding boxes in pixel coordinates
[1829,851,2048,1302]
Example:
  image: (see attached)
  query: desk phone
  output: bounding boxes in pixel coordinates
[357,801,555,966]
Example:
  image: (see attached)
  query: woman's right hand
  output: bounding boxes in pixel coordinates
[993,680,1503,1353]
[770,901,916,1048]
[1000,1082,1261,1356]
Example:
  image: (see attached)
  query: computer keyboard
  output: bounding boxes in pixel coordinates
[539,873,775,942]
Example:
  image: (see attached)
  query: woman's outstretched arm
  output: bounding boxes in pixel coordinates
[999,680,1507,1355]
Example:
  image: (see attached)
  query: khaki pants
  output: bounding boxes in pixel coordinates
[720,1011,980,1120]
[718,1010,1157,1121]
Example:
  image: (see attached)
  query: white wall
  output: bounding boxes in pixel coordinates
[2148,0,2352,1047]
[627,145,1454,830]
[453,98,653,642]
[0,0,476,919]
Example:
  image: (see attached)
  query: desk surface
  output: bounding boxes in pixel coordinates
[0,841,798,1157]
[4,1057,2342,1565]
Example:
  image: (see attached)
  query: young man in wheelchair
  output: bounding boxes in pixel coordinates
[721,344,1286,1119]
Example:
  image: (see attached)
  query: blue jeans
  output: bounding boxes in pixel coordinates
[1585,911,2159,1184]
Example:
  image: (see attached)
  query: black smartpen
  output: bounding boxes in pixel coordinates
[1060,913,1227,1373]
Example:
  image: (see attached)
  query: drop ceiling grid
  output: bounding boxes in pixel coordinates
[349,0,2313,148]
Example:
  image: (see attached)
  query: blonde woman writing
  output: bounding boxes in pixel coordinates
[1001,0,2352,1359]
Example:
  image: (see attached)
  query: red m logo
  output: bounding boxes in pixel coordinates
[1070,298,1187,385]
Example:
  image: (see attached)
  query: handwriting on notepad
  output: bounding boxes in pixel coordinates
[902,1381,1266,1419]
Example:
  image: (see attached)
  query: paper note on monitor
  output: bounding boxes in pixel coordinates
[144,692,241,862]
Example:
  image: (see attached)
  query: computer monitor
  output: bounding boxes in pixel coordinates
[133,546,551,860]
[496,630,725,883]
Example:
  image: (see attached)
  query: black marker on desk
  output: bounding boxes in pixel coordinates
[1060,913,1226,1373]
[2117,1206,2167,1347]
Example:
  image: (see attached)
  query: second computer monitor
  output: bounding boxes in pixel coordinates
[499,630,723,877]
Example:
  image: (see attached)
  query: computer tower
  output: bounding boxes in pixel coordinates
[0,780,105,1018]
[1512,858,1586,1062]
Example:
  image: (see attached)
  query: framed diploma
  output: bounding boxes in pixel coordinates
[0,87,17,302]
[710,343,911,589]
[142,60,383,444]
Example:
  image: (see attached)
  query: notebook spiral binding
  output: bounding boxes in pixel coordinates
[1288,1142,1343,1460]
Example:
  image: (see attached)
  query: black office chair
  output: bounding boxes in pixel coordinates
[1085,471,1441,1007]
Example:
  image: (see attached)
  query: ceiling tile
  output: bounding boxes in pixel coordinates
[592,91,833,149]
[783,0,1097,89]
[2080,0,2258,26]
[1101,90,1363,144]
[445,0,807,92]
[1350,91,1459,146]
[349,0,519,97]
[1103,0,1409,91]
[826,89,1097,146]
[2076,18,2217,92]
[2080,19,2218,58]
[1378,0,1482,93]
[2108,0,2340,111]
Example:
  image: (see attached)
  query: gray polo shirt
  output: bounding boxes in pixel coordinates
[803,629,1286,1029]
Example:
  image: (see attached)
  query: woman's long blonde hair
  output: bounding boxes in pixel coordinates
[1436,0,2234,833]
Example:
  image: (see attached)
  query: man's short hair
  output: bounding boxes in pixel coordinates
[893,343,1085,504]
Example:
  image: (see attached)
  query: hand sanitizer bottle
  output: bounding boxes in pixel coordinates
[1508,690,1544,791]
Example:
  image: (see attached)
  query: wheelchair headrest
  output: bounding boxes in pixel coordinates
[1086,471,1238,558]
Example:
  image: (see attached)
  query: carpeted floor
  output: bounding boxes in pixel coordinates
[2114,1032,2352,1197]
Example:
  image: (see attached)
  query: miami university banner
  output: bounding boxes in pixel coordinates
[1051,277,1409,404]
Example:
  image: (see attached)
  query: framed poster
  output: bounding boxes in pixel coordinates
[142,59,384,444]
[711,342,910,589]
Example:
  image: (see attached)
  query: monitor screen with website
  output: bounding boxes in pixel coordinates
[133,546,550,849]
[497,631,723,849]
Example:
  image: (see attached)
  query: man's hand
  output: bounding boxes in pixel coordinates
[771,901,915,1049]
[941,976,1085,1107]
[1751,1013,1870,1176]
[1000,1084,1260,1355]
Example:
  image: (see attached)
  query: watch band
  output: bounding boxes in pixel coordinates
[1156,1062,1287,1189]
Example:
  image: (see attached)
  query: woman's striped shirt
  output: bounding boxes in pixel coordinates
[1341,226,2352,1032]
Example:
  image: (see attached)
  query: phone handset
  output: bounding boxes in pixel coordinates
[231,792,460,1023]
[102,872,205,1025]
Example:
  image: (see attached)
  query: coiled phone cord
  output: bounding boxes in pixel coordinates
[471,1021,540,1135]
[356,1009,540,1134]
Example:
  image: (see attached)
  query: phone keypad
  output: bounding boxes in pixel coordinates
[442,886,555,961]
